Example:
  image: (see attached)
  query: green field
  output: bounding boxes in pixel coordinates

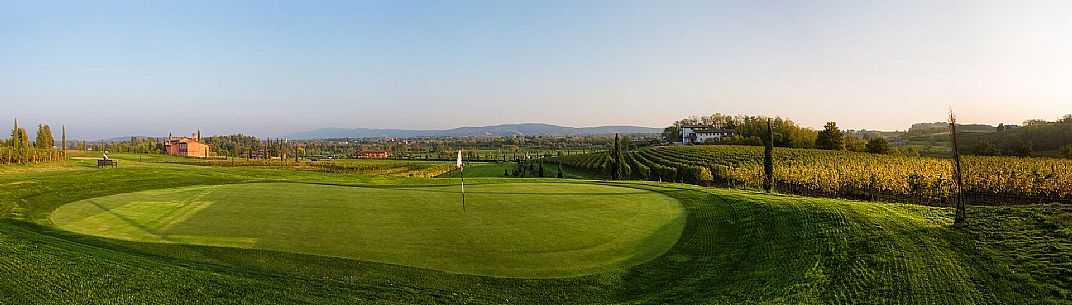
[438,162,514,178]
[0,155,1069,304]
[51,182,684,278]
[438,161,598,179]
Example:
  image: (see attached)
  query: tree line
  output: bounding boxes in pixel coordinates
[665,113,899,155]
[663,113,818,148]
[961,115,1072,158]
[2,119,65,165]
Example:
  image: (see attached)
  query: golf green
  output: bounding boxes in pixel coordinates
[51,182,685,278]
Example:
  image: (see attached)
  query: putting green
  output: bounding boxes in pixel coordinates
[51,182,684,278]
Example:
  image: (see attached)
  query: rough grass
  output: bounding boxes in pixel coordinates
[0,155,1069,304]
[50,182,685,278]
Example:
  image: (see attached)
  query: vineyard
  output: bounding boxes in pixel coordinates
[0,148,64,165]
[556,145,1072,205]
[167,158,455,178]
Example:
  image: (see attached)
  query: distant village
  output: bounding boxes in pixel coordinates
[159,131,392,159]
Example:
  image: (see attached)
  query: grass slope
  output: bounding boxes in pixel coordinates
[51,182,684,278]
[1,156,1069,304]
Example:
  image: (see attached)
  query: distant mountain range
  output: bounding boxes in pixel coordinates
[283,123,661,139]
[98,136,158,143]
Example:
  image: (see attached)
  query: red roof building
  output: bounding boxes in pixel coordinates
[164,133,211,158]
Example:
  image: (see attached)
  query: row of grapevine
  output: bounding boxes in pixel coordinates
[556,152,611,174]
[0,148,64,165]
[618,150,669,182]
[563,145,1072,205]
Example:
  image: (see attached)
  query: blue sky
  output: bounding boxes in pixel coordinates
[2,0,1071,139]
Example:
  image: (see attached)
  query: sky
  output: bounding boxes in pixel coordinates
[2,0,1071,139]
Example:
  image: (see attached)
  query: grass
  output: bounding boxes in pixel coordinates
[438,162,514,178]
[0,153,1069,304]
[440,161,601,179]
[50,182,684,278]
[164,156,457,177]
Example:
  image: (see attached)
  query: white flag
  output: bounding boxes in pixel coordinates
[456,150,464,170]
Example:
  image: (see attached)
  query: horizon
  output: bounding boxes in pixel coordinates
[4,1,1071,139]
[7,117,1060,141]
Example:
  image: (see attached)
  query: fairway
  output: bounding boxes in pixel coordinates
[51,182,685,278]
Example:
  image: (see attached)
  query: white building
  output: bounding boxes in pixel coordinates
[681,125,738,144]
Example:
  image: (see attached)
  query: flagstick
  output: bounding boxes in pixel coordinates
[461,165,466,212]
[457,150,466,212]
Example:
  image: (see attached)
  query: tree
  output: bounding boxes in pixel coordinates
[1010,139,1033,157]
[11,118,18,149]
[815,122,845,150]
[844,135,866,152]
[35,124,54,149]
[16,128,29,149]
[610,133,625,180]
[666,114,818,148]
[557,161,564,178]
[1060,144,1072,159]
[763,118,774,193]
[949,110,966,226]
[968,138,998,156]
[61,125,67,157]
[866,137,890,154]
[662,125,682,143]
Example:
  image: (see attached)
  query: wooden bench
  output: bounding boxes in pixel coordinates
[97,159,117,168]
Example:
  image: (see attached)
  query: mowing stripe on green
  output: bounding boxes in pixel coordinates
[51,182,685,278]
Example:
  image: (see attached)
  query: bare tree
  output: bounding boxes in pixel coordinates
[948,110,966,226]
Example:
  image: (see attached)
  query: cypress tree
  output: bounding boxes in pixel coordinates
[611,133,625,180]
[18,128,29,149]
[11,118,18,150]
[36,124,54,149]
[61,125,66,158]
[763,118,775,193]
[46,125,54,147]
